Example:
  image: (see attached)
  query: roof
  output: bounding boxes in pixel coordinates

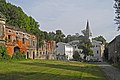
[108,35,120,46]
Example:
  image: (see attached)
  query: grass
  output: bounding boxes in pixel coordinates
[0,60,107,80]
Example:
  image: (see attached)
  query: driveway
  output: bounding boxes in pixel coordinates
[97,62,120,80]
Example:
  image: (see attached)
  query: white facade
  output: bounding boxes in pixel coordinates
[68,40,84,59]
[68,40,81,52]
[91,40,105,61]
[56,42,73,60]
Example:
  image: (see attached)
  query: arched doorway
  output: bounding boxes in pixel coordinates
[27,52,29,59]
[33,52,35,59]
[14,46,20,53]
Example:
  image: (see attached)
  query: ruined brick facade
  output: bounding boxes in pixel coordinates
[37,40,56,59]
[0,17,56,59]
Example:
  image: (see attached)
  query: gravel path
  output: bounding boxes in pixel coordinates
[97,62,120,80]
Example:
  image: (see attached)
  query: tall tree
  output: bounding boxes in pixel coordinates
[79,43,93,59]
[64,35,72,43]
[114,0,120,30]
[92,36,106,44]
[48,32,56,40]
[55,30,65,43]
[0,1,48,48]
[73,51,81,61]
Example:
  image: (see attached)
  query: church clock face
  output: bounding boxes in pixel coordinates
[0,24,4,38]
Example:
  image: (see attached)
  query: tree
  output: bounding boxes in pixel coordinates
[55,30,65,43]
[64,35,72,43]
[73,51,81,61]
[79,43,93,57]
[114,0,120,30]
[0,1,47,48]
[92,36,106,44]
[48,32,56,40]
[64,34,84,43]
[0,1,40,36]
[0,45,10,60]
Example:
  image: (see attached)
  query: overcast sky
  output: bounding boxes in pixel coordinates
[6,0,120,42]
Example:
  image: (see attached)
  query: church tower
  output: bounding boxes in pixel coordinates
[0,12,6,46]
[82,20,92,39]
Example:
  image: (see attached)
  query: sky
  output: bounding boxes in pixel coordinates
[6,0,120,42]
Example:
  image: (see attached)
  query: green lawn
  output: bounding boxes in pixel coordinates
[0,60,107,80]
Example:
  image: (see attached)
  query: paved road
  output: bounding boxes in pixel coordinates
[97,62,120,80]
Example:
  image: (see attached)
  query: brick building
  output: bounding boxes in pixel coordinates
[0,17,37,59]
[0,16,56,59]
[37,40,56,59]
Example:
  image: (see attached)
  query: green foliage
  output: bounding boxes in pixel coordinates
[92,36,106,44]
[64,34,84,43]
[114,0,120,30]
[0,1,39,33]
[12,52,26,60]
[79,43,93,56]
[0,1,47,47]
[48,32,56,40]
[73,51,81,61]
[0,45,10,60]
[55,30,65,43]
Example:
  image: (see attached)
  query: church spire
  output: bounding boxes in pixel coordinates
[86,20,89,30]
[81,20,92,39]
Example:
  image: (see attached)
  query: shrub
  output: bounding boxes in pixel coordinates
[12,52,26,60]
[0,45,10,60]
[73,51,81,61]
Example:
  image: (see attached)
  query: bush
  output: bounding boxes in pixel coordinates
[73,51,81,61]
[12,52,26,60]
[0,45,10,60]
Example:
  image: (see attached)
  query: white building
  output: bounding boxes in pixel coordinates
[56,42,73,60]
[91,40,105,61]
[68,40,80,52]
[68,40,84,59]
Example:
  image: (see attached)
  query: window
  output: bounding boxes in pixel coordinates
[33,41,35,46]
[40,52,42,55]
[22,38,25,44]
[75,46,76,48]
[9,30,11,32]
[97,50,99,54]
[43,52,45,55]
[8,35,11,42]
